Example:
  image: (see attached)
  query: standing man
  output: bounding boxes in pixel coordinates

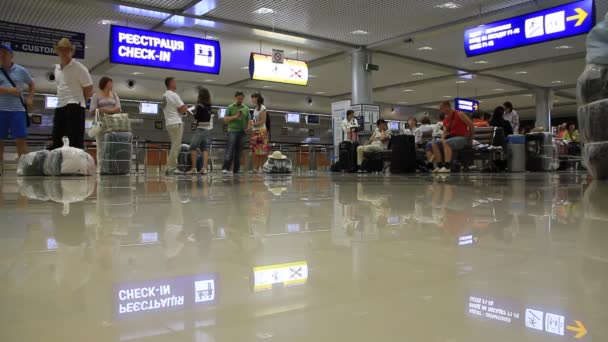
[161,77,187,175]
[431,101,475,173]
[52,38,93,150]
[503,101,520,134]
[222,91,249,174]
[0,44,35,165]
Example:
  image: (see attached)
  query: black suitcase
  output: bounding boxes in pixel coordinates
[526,132,551,172]
[178,144,193,172]
[338,141,359,173]
[100,132,133,175]
[361,151,384,173]
[390,135,416,173]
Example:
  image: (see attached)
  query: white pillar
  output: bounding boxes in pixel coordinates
[351,49,373,105]
[535,88,554,131]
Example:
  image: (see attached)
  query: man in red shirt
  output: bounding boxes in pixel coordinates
[431,101,475,173]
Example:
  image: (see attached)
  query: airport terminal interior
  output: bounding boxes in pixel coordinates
[1,0,608,341]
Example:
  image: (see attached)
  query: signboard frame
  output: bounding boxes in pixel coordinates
[249,52,309,86]
[455,98,480,113]
[0,21,86,59]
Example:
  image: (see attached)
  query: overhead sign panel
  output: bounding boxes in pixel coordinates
[110,25,221,74]
[464,0,595,57]
[0,21,86,59]
[249,53,308,86]
[455,98,480,113]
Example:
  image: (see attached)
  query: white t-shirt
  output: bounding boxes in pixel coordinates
[162,90,185,126]
[252,104,267,131]
[371,129,391,149]
[342,118,358,133]
[54,59,93,108]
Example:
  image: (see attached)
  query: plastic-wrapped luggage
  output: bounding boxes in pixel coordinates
[577,65,608,105]
[263,157,293,174]
[99,132,132,175]
[17,150,49,176]
[178,144,193,172]
[44,137,95,176]
[577,99,608,143]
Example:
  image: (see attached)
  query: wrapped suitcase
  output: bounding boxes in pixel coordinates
[178,144,193,172]
[99,132,133,175]
[17,150,49,176]
[44,137,96,176]
[390,135,416,173]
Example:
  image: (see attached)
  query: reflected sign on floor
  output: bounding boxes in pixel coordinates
[253,261,308,292]
[114,273,218,319]
[464,0,595,57]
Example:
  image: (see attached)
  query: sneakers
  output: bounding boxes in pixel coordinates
[200,169,208,175]
[432,167,441,173]
[222,170,229,175]
[437,167,451,173]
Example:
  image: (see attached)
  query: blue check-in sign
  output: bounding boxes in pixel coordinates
[109,25,221,74]
[464,0,595,57]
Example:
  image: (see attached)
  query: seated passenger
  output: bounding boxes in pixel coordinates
[403,116,418,136]
[357,119,391,168]
[556,123,567,139]
[425,113,446,169]
[489,106,514,137]
[563,123,580,143]
[418,116,434,146]
[431,101,475,173]
[472,111,489,128]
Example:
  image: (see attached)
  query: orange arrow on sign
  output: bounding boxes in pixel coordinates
[473,103,479,111]
[567,8,589,27]
[566,320,588,339]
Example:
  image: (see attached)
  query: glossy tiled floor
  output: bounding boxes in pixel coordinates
[0,172,606,342]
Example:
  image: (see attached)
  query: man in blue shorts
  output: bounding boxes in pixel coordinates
[0,44,35,167]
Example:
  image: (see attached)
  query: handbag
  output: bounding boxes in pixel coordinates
[0,68,30,127]
[88,109,104,138]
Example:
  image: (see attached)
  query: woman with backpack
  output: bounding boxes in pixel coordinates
[188,87,213,175]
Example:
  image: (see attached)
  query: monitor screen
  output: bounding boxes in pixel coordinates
[84,120,94,129]
[141,232,159,244]
[306,115,319,125]
[140,102,159,115]
[286,113,300,123]
[218,108,227,118]
[45,96,58,109]
[388,121,400,131]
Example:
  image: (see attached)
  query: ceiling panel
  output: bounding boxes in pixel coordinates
[121,0,195,10]
[204,0,536,45]
[370,53,453,89]
[484,58,586,88]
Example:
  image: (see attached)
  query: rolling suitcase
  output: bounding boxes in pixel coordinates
[526,132,554,172]
[178,144,194,172]
[361,151,384,173]
[99,132,133,175]
[339,141,359,173]
[390,135,416,173]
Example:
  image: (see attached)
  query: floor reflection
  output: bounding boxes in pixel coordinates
[0,174,605,341]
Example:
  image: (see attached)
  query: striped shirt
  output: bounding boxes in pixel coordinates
[0,63,33,112]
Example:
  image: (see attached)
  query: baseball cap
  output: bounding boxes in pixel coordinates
[0,44,14,54]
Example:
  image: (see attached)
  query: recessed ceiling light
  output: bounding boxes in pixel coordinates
[412,72,425,76]
[98,19,115,25]
[436,2,461,9]
[204,79,216,82]
[402,89,414,92]
[351,30,369,35]
[206,35,216,40]
[554,45,573,50]
[241,66,250,70]
[443,95,453,98]
[263,85,272,88]
[524,94,534,97]
[551,80,563,84]
[398,101,408,104]
[456,81,467,84]
[132,72,144,75]
[515,71,528,75]
[253,7,274,14]
[493,88,505,91]
[554,100,560,103]
[474,60,489,64]
[308,75,318,78]
[315,91,326,94]
[478,100,484,103]
[85,45,89,49]
[418,46,433,51]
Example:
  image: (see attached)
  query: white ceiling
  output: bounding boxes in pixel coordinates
[2,0,606,119]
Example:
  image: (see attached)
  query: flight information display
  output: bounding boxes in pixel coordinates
[464,0,595,57]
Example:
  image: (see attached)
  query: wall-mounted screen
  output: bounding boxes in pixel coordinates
[109,25,221,74]
[45,96,58,109]
[218,108,227,118]
[140,102,159,115]
[286,113,300,123]
[249,52,309,86]
[388,121,401,131]
[306,115,320,125]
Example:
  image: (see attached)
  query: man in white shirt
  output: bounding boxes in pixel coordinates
[503,101,520,134]
[51,38,93,150]
[357,119,391,167]
[162,77,187,175]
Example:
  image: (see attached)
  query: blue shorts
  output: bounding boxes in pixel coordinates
[0,111,27,139]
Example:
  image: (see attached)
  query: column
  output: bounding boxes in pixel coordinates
[351,48,373,105]
[535,88,554,131]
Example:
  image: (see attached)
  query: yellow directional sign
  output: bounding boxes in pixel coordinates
[567,8,589,27]
[566,320,588,339]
